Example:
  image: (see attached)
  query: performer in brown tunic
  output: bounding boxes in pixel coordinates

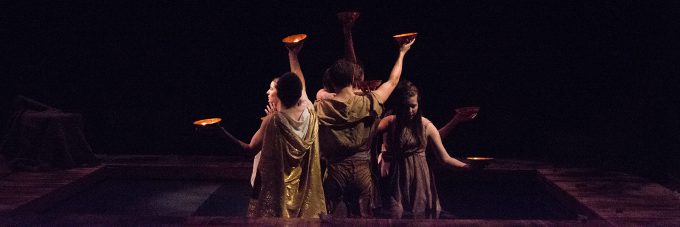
[315,39,415,217]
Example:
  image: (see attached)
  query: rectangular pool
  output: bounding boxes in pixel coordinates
[34,165,598,220]
[436,169,593,219]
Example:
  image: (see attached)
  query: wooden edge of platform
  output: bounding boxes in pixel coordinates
[1,155,679,226]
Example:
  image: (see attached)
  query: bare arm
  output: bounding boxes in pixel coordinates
[426,121,468,168]
[373,39,415,103]
[343,26,358,64]
[287,44,311,104]
[377,116,395,177]
[220,118,267,155]
[378,131,391,177]
[439,107,479,139]
[376,115,395,134]
[316,88,336,101]
[438,117,461,140]
[287,45,305,90]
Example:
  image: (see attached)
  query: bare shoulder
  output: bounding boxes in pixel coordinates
[299,97,313,111]
[260,113,274,128]
[421,117,437,136]
[382,115,396,123]
[421,117,433,127]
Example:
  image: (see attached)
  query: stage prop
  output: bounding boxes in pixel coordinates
[0,96,98,171]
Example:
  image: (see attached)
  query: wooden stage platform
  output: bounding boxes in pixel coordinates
[0,155,678,226]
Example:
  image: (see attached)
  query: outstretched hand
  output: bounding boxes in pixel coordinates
[399,38,416,53]
[453,107,479,123]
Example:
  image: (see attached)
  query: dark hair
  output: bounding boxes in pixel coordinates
[324,59,363,90]
[276,72,302,108]
[322,71,335,93]
[393,80,424,148]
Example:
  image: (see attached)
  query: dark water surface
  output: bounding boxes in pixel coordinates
[42,171,581,219]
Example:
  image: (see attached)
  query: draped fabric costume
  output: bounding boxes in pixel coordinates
[254,106,327,218]
[315,92,383,217]
[383,116,441,218]
[246,151,262,217]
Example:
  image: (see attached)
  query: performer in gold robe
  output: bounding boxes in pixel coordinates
[218,43,326,218]
[255,94,325,217]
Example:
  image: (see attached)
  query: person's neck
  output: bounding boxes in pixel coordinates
[333,86,355,102]
[279,100,304,120]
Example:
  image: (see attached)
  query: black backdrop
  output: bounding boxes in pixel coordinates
[2,1,678,182]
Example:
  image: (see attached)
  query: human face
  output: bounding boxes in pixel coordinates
[405,95,419,119]
[266,80,279,105]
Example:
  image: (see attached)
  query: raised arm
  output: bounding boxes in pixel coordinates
[438,118,459,140]
[287,44,311,104]
[438,107,479,139]
[287,44,305,91]
[425,121,468,169]
[343,23,358,64]
[373,39,415,103]
[337,11,359,64]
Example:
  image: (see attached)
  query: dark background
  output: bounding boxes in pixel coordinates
[2,1,678,184]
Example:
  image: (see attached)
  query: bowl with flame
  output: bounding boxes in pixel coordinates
[282,34,307,48]
[466,156,494,169]
[193,118,222,126]
[393,32,418,45]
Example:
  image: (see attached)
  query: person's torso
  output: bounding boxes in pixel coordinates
[386,117,429,159]
[315,92,383,162]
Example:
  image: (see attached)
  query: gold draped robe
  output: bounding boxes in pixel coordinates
[254,106,327,218]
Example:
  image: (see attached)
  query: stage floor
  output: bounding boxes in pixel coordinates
[1,155,678,226]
